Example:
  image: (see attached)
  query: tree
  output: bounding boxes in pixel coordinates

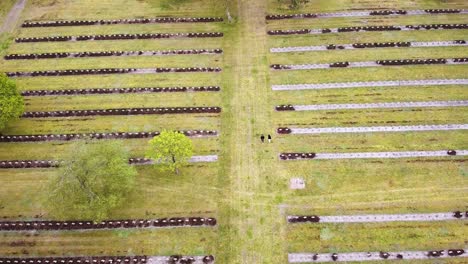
[146,130,193,174]
[45,141,137,221]
[0,73,24,132]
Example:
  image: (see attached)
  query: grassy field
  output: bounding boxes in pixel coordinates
[0,0,467,263]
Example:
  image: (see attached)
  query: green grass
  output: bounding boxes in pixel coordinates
[0,164,219,219]
[287,221,466,253]
[0,0,17,25]
[268,30,468,48]
[266,14,468,30]
[270,65,468,84]
[267,0,468,13]
[271,47,468,64]
[0,228,217,256]
[1,0,467,262]
[271,86,468,105]
[4,114,220,134]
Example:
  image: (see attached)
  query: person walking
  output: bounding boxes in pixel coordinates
[260,134,265,143]
[267,134,272,143]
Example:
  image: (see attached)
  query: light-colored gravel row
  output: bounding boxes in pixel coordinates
[279,59,467,70]
[0,0,26,33]
[313,150,467,160]
[148,256,211,264]
[288,212,465,223]
[134,155,218,165]
[288,249,467,263]
[271,40,467,53]
[290,124,468,134]
[269,9,468,19]
[275,25,467,35]
[293,100,468,111]
[272,79,468,91]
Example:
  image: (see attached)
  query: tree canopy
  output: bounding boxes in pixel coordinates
[146,130,194,174]
[0,73,24,132]
[45,141,137,221]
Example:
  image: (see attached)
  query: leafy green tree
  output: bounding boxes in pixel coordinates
[45,141,137,221]
[0,73,24,131]
[146,130,193,174]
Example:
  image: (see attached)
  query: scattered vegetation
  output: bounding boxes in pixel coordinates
[0,73,24,132]
[146,130,194,175]
[45,141,137,221]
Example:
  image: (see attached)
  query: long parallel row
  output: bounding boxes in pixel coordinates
[277,124,468,135]
[22,86,220,96]
[0,217,216,231]
[21,107,221,118]
[287,211,468,224]
[275,100,468,111]
[271,40,467,53]
[268,24,468,35]
[6,67,221,78]
[22,17,223,27]
[271,58,468,70]
[0,130,218,143]
[272,79,468,91]
[0,155,218,168]
[0,256,215,264]
[15,32,223,43]
[289,249,467,263]
[266,9,466,20]
[4,49,223,60]
[279,150,466,160]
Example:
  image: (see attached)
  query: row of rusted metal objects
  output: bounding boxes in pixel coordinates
[0,217,217,231]
[21,17,223,27]
[0,130,217,143]
[267,23,468,35]
[376,58,447,66]
[279,153,316,160]
[278,150,459,160]
[15,33,223,43]
[375,58,467,66]
[4,49,223,60]
[21,86,221,96]
[288,211,468,223]
[6,67,222,77]
[0,256,215,264]
[21,107,222,118]
[0,256,148,264]
[305,250,464,262]
[169,255,214,264]
[334,42,411,49]
[0,160,59,168]
[270,58,468,69]
[265,9,462,20]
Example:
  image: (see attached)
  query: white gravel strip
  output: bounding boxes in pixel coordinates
[293,100,468,111]
[131,155,218,165]
[279,25,466,35]
[148,256,211,264]
[269,9,468,19]
[278,59,467,70]
[290,124,468,134]
[289,249,467,263]
[271,40,467,53]
[189,155,218,162]
[288,212,465,223]
[313,150,467,160]
[272,79,468,91]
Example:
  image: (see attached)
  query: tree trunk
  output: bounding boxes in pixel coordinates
[172,154,179,175]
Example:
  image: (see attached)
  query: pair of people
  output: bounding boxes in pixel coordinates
[260,134,272,143]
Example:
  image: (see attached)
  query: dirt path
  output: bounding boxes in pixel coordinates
[0,0,26,33]
[217,0,286,263]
